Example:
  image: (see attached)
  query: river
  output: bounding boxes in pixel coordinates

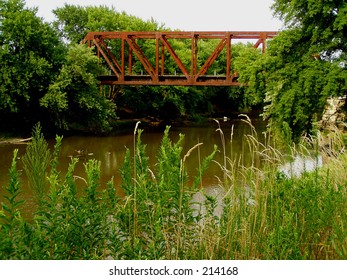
[0,118,267,215]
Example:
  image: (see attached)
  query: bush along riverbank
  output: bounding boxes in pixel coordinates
[1,122,347,260]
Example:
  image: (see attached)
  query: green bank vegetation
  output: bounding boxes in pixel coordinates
[1,122,347,259]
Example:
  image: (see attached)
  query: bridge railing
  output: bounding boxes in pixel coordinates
[82,31,278,86]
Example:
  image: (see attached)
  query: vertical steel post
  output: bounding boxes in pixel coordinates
[191,34,198,79]
[156,33,160,79]
[261,33,266,53]
[161,40,165,76]
[121,37,125,81]
[128,39,133,75]
[226,33,231,80]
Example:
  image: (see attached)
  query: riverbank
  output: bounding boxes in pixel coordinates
[0,137,32,145]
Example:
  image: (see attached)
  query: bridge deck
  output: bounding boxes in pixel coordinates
[98,75,241,86]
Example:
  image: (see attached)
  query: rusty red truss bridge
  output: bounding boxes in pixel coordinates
[82,31,278,86]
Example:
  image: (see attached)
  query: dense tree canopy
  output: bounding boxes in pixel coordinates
[53,4,162,44]
[0,0,65,130]
[263,31,347,141]
[40,44,116,132]
[273,0,347,55]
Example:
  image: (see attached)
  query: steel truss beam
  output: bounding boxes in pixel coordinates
[82,31,278,86]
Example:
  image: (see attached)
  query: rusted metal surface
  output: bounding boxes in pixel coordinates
[82,31,278,86]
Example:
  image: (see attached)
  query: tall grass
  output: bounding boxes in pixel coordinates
[0,121,347,259]
[195,117,347,259]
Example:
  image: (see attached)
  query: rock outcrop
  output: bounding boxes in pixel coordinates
[320,96,346,130]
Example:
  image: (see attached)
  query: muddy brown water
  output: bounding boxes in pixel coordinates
[0,119,267,216]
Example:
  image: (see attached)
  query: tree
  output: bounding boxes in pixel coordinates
[0,0,65,130]
[238,0,347,141]
[53,4,161,44]
[272,0,347,56]
[40,44,116,132]
[264,28,347,140]
[231,43,266,111]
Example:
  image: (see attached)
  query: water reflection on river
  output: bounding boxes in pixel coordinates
[0,118,267,215]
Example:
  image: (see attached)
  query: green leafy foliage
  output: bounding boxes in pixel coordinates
[53,4,162,44]
[117,126,217,259]
[22,123,50,206]
[0,0,65,130]
[0,148,26,259]
[230,1,347,142]
[261,49,346,141]
[233,43,266,109]
[272,0,347,55]
[40,44,116,132]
